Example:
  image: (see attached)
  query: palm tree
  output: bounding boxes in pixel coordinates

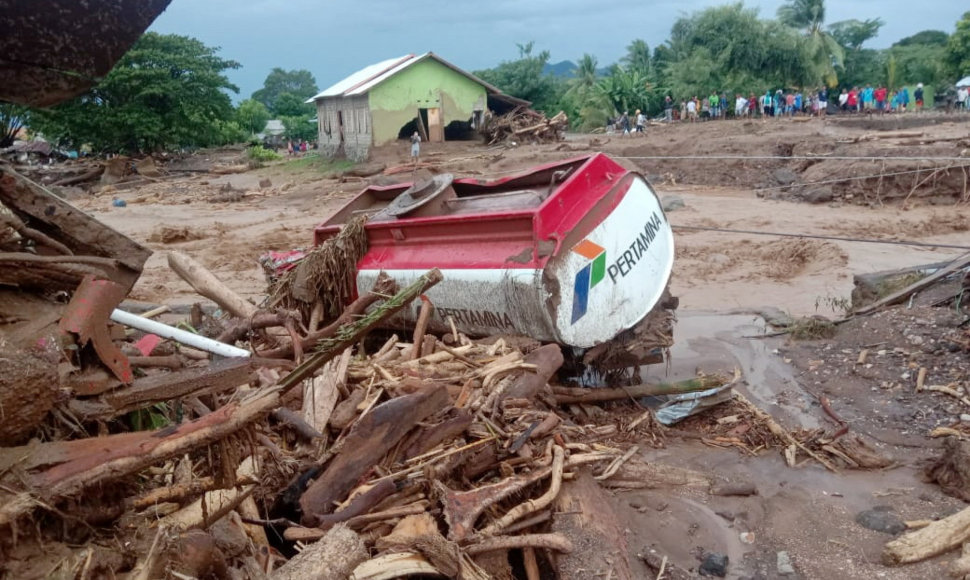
[566,54,612,130]
[778,0,844,85]
[622,39,652,77]
[567,54,600,97]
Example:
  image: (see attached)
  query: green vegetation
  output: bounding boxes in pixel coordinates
[280,154,355,175]
[947,12,970,78]
[11,3,969,153]
[246,144,283,168]
[0,104,27,148]
[472,1,968,129]
[29,33,242,153]
[252,68,319,143]
[237,98,271,136]
[252,68,319,115]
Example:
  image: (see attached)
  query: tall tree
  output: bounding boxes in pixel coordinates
[252,68,319,115]
[566,54,601,98]
[778,0,844,85]
[29,33,241,152]
[946,11,970,78]
[474,43,565,114]
[661,3,812,98]
[896,30,949,47]
[622,39,652,77]
[236,99,271,136]
[273,92,315,117]
[828,18,883,51]
[565,54,611,130]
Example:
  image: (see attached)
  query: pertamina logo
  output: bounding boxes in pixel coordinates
[570,239,606,323]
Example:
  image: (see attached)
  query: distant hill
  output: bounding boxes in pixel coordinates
[542,60,611,78]
[543,60,578,78]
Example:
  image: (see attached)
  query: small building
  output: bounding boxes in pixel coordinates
[257,119,285,147]
[307,52,527,161]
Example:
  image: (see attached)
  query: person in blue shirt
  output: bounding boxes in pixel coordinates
[794,91,803,115]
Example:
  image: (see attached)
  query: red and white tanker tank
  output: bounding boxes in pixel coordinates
[314,153,676,366]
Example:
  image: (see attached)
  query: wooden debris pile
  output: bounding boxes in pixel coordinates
[0,254,713,578]
[480,108,568,146]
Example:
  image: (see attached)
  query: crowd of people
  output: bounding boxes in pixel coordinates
[664,84,934,123]
[283,139,316,155]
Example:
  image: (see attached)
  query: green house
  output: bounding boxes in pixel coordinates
[307,52,526,161]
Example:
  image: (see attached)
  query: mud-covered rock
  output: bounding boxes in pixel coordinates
[699,552,729,577]
[855,507,905,535]
[662,195,686,212]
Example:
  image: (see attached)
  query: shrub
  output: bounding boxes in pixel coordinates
[246,144,282,168]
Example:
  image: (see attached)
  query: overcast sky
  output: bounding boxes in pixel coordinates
[149,0,965,100]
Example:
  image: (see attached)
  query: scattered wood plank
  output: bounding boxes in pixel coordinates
[298,386,451,524]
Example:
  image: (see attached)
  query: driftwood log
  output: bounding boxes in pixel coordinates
[271,524,368,580]
[883,505,970,565]
[167,251,258,319]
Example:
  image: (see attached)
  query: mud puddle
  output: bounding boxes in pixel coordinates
[643,311,819,429]
[625,311,963,579]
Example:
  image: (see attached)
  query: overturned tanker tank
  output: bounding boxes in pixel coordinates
[314,153,677,371]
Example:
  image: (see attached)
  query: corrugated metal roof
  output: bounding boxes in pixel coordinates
[306,52,512,102]
[306,55,414,102]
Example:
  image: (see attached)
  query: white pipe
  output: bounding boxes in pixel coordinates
[110,308,251,358]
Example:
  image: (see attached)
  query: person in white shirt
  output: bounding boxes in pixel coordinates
[735,94,747,117]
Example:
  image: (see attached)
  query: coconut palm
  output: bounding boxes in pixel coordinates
[778,0,844,85]
[564,55,612,130]
[622,39,652,77]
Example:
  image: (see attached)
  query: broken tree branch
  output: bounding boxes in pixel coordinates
[465,533,573,555]
[167,251,258,318]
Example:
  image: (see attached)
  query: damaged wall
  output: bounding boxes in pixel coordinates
[315,95,372,162]
[368,58,486,147]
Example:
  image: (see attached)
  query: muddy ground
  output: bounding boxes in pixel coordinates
[31,113,970,578]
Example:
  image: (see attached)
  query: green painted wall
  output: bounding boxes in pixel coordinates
[369,58,486,145]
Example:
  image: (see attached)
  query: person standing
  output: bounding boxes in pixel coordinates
[914,83,925,113]
[817,86,828,117]
[686,98,697,122]
[761,90,773,121]
[620,111,631,135]
[635,109,646,135]
[875,85,887,113]
[664,96,674,122]
[410,131,421,163]
[839,88,848,112]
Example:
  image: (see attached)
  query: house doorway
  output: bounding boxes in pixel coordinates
[419,107,444,142]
